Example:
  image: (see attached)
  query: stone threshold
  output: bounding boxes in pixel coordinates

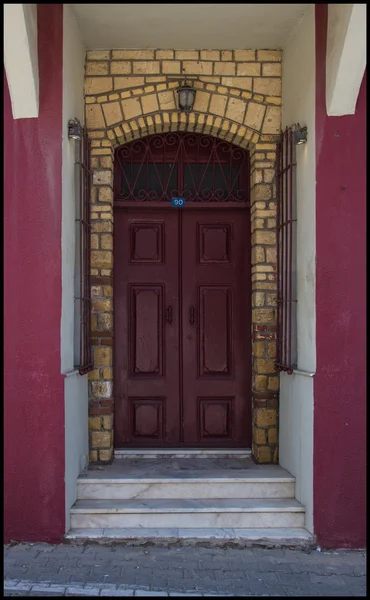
[65,527,315,549]
[82,455,294,483]
[114,449,252,459]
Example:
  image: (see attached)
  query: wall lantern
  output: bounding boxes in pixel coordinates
[177,81,196,113]
[68,118,82,140]
[293,123,308,145]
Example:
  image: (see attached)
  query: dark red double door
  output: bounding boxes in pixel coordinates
[114,208,251,447]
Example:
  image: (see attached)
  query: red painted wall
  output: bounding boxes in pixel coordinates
[314,4,366,548]
[4,4,65,542]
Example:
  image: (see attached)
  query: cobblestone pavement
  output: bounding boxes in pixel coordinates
[4,543,366,597]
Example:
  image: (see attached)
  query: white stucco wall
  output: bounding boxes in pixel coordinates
[64,371,88,531]
[280,4,316,533]
[61,4,88,531]
[279,372,314,531]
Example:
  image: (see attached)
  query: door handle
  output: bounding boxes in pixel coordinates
[166,305,173,325]
[189,306,195,326]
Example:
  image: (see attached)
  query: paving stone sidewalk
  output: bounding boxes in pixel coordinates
[4,543,366,597]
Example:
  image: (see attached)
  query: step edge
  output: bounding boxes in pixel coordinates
[70,506,306,514]
[77,477,295,484]
[114,449,252,453]
[66,526,312,536]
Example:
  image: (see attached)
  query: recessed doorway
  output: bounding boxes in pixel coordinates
[113,132,251,447]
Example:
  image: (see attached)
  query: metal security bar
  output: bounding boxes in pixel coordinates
[276,127,297,373]
[75,127,93,375]
[114,132,250,204]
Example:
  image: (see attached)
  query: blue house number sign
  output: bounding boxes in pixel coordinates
[171,197,186,207]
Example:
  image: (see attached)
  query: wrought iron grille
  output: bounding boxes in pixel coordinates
[74,126,93,375]
[114,132,250,204]
[276,127,298,373]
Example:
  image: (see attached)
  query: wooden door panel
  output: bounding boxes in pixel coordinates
[182,210,251,447]
[114,209,180,446]
[129,284,164,377]
[199,285,232,377]
[198,223,232,264]
[199,397,234,439]
[129,221,164,263]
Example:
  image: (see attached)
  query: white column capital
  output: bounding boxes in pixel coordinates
[4,4,39,119]
[326,4,366,116]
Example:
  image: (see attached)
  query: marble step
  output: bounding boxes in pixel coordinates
[66,526,314,548]
[70,498,305,529]
[114,449,252,459]
[77,476,294,500]
[78,457,295,500]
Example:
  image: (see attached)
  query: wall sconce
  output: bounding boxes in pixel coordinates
[68,118,82,140]
[177,81,196,113]
[293,124,308,145]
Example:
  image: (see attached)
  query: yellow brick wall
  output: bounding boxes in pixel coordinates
[85,49,281,464]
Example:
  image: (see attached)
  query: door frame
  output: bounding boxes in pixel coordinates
[113,132,251,448]
[88,127,280,464]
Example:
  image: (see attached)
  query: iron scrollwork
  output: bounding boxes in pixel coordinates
[115,132,249,203]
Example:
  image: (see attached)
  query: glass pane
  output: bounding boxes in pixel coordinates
[183,164,196,197]
[164,163,178,198]
[120,163,131,198]
[131,163,150,199]
[147,163,164,200]
[183,163,240,201]
[121,162,178,201]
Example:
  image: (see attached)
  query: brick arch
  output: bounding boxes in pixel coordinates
[107,113,260,151]
[88,102,280,468]
[86,80,280,151]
